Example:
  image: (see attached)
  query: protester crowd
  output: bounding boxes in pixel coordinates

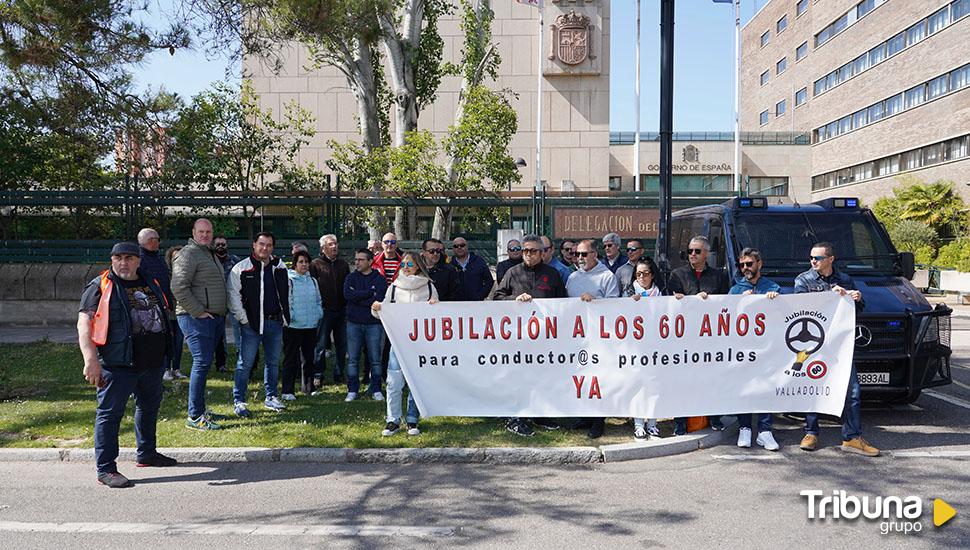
[77,218,877,488]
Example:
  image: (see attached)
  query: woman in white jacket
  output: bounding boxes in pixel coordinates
[630,256,663,441]
[371,252,438,436]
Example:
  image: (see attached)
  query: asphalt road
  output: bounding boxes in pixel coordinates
[1,319,968,548]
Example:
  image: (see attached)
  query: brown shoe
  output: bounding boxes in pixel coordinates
[799,434,818,451]
[842,437,880,457]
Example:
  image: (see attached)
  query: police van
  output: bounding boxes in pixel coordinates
[667,196,952,403]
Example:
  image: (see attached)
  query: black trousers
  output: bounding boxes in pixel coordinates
[282,327,317,395]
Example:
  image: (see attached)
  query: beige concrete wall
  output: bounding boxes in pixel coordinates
[244,0,611,192]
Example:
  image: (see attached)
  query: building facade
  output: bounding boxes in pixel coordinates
[741,0,970,204]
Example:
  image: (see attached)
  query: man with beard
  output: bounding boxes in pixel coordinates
[728,248,780,452]
[422,238,461,301]
[213,235,242,373]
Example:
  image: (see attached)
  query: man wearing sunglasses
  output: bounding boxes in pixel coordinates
[451,236,493,301]
[668,235,730,435]
[422,238,461,301]
[559,240,579,270]
[372,233,403,285]
[542,235,572,284]
[495,239,524,285]
[600,232,628,274]
[615,239,645,296]
[492,234,566,437]
[728,248,781,452]
[794,242,877,457]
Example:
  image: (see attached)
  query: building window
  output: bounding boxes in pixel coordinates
[761,31,770,47]
[928,75,950,99]
[906,20,926,47]
[777,15,788,34]
[812,133,970,191]
[796,42,808,61]
[760,70,769,86]
[795,87,807,106]
[759,110,769,126]
[904,84,925,109]
[608,176,623,191]
[955,0,970,21]
[887,32,905,56]
[796,0,809,17]
[852,108,867,128]
[868,43,886,67]
[815,0,885,48]
[776,99,786,117]
[928,7,950,34]
[748,177,789,196]
[856,0,876,19]
[884,93,903,117]
[776,57,787,75]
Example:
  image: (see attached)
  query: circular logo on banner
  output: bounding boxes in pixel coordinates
[785,317,825,355]
[806,361,828,380]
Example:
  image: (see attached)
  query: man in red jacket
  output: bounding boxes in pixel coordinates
[371,232,403,284]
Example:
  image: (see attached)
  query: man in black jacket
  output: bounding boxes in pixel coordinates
[422,238,462,301]
[78,242,177,488]
[310,234,351,385]
[495,239,523,285]
[492,234,565,437]
[667,235,730,435]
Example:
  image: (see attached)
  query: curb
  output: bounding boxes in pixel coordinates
[600,416,738,462]
[0,421,734,465]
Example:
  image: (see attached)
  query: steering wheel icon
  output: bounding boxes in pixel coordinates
[785,317,825,355]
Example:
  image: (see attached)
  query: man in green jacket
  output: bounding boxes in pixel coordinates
[171,218,228,430]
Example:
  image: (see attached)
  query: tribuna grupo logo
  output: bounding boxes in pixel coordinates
[801,490,957,535]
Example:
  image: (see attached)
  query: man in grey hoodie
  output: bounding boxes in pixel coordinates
[566,239,620,439]
[566,240,620,301]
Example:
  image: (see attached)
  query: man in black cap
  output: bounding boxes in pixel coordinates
[77,242,178,488]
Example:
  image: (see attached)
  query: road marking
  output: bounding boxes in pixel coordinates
[950,379,970,391]
[711,454,786,461]
[951,362,970,371]
[0,521,455,537]
[890,450,970,459]
[924,389,970,410]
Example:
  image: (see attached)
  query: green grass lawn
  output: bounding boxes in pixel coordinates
[0,343,637,449]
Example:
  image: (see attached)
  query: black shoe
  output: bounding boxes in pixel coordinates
[381,421,400,436]
[569,419,593,430]
[136,452,178,468]
[532,418,560,430]
[506,418,534,437]
[97,472,133,488]
[710,418,725,431]
[587,419,605,439]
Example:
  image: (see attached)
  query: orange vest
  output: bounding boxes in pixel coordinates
[90,270,170,346]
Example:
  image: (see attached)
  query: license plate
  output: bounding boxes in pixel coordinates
[858,372,890,385]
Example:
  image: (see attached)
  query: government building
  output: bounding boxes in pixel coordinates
[246,0,970,211]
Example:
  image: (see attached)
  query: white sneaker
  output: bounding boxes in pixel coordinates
[757,431,780,451]
[281,393,296,401]
[344,392,357,402]
[372,391,384,402]
[737,427,752,448]
[406,422,421,436]
[163,369,174,381]
[263,396,286,410]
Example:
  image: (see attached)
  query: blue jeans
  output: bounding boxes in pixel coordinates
[346,322,384,395]
[233,319,283,403]
[737,413,773,432]
[314,309,347,379]
[166,318,183,372]
[385,348,419,425]
[94,365,164,474]
[179,314,225,419]
[806,364,862,440]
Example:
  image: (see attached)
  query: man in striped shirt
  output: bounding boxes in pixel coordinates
[372,232,403,284]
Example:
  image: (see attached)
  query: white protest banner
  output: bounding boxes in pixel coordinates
[379,292,856,418]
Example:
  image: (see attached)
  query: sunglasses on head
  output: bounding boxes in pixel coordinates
[687,248,704,255]
[383,239,397,245]
[738,260,756,268]
[453,243,467,248]
[810,255,829,262]
[508,246,522,252]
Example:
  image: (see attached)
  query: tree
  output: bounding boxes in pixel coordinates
[164,81,317,238]
[893,177,968,238]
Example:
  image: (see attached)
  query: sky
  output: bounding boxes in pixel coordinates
[129,0,767,131]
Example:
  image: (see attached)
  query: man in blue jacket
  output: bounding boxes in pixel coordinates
[343,248,388,402]
[451,236,493,301]
[137,228,180,381]
[794,242,878,457]
[729,247,781,452]
[78,242,177,488]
